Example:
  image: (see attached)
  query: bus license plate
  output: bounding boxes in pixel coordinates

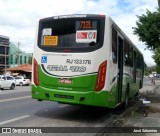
[59,78,72,84]
[54,94,74,99]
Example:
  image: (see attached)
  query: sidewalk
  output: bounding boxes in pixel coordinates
[135,79,160,127]
[124,79,160,127]
[98,79,160,136]
[140,78,160,112]
[112,79,160,127]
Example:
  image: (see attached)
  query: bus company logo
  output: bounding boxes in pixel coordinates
[76,31,96,40]
[59,78,72,84]
[76,30,97,43]
[76,32,87,39]
[88,32,96,39]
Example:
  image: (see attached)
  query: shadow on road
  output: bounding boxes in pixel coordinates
[34,104,112,123]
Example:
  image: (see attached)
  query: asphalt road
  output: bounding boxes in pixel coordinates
[0,78,157,130]
[0,86,113,128]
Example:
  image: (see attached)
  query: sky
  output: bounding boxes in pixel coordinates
[0,0,158,66]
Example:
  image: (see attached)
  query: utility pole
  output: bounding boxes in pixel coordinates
[158,0,160,8]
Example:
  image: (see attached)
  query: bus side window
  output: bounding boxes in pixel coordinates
[136,54,139,69]
[124,40,129,66]
[133,51,137,82]
[112,27,117,63]
[136,53,142,69]
[128,46,133,67]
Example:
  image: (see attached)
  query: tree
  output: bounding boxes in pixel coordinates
[152,47,160,72]
[144,65,157,76]
[133,9,160,51]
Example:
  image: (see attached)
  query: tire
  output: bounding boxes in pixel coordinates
[10,84,15,90]
[139,81,142,89]
[135,89,139,96]
[19,82,23,86]
[123,86,129,109]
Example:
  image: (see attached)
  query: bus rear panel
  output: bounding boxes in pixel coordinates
[32,14,116,108]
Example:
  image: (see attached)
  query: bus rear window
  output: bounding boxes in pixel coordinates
[38,15,105,52]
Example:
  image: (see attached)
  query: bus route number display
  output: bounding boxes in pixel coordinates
[76,20,97,30]
[80,21,91,29]
[76,20,97,43]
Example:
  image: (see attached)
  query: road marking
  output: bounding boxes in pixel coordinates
[0,115,30,125]
[0,89,30,95]
[0,96,31,103]
[58,104,69,108]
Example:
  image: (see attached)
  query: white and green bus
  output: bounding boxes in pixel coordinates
[32,14,144,108]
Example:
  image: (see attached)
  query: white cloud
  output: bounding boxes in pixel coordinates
[0,0,158,65]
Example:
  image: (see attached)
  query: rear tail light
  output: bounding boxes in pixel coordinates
[95,60,107,92]
[34,59,39,86]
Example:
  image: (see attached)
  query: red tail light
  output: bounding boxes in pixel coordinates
[34,59,39,86]
[95,60,107,92]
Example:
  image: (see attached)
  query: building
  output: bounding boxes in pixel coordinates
[9,43,32,68]
[5,64,32,78]
[0,35,10,73]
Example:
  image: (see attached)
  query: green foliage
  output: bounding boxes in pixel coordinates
[152,47,160,72]
[133,9,160,51]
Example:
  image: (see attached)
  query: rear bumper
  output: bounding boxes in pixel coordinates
[32,85,116,108]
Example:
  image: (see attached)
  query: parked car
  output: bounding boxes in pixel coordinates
[156,74,160,78]
[148,74,154,78]
[0,75,16,90]
[15,76,30,86]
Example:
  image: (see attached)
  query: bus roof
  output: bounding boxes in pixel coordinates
[40,14,105,21]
